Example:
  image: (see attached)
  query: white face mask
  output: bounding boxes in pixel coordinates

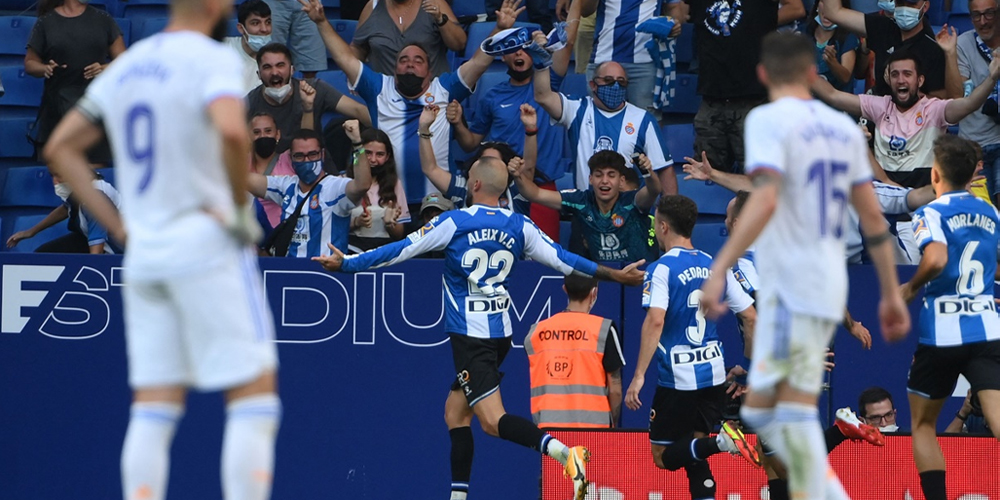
[263,83,292,103]
[879,424,899,432]
[244,32,271,52]
[54,182,71,201]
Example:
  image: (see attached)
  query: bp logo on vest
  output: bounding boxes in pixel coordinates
[546,355,574,378]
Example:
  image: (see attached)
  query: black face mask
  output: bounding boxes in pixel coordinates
[507,66,533,82]
[396,73,425,98]
[210,17,228,42]
[253,136,278,158]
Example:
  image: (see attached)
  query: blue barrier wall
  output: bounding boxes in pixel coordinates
[0,255,971,499]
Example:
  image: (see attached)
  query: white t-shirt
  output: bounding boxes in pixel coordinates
[80,30,247,281]
[744,97,872,321]
[224,36,263,95]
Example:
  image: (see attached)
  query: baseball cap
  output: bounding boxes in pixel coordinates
[420,192,454,214]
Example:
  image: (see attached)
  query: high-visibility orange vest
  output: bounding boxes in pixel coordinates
[524,311,614,429]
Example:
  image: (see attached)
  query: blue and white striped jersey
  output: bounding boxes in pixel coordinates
[350,62,473,204]
[590,0,660,65]
[557,95,672,190]
[343,205,599,338]
[68,178,123,254]
[642,247,754,390]
[264,175,355,258]
[911,191,1000,347]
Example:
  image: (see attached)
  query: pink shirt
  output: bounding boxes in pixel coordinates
[349,180,411,238]
[249,151,295,227]
[859,95,953,173]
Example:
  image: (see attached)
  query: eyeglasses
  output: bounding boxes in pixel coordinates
[863,409,896,425]
[593,76,629,87]
[972,8,998,21]
[291,150,322,161]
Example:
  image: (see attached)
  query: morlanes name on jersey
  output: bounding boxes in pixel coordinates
[467,228,517,249]
[945,213,996,234]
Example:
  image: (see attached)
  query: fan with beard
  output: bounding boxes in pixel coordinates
[891,84,919,110]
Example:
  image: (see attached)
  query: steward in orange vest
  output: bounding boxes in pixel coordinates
[524,274,624,428]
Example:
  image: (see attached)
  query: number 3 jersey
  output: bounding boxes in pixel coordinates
[744,97,872,322]
[342,205,600,338]
[642,247,754,390]
[76,31,246,281]
[911,191,1000,347]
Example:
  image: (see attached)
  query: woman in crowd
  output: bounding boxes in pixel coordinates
[348,128,410,252]
[805,0,858,92]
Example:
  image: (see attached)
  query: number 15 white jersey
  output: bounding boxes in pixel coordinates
[78,31,246,281]
[744,98,872,321]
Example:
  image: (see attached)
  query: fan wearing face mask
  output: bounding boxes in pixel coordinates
[246,43,372,155]
[804,0,859,92]
[224,0,272,94]
[822,0,947,98]
[248,112,296,227]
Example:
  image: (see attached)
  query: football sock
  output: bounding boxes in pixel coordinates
[660,436,720,471]
[497,414,548,452]
[919,470,947,500]
[449,426,473,500]
[222,394,281,500]
[775,402,839,500]
[768,478,790,500]
[121,402,182,500]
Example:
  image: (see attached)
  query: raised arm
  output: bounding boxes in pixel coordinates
[418,105,453,194]
[634,154,662,210]
[342,120,373,204]
[777,0,806,26]
[301,0,363,85]
[425,0,467,52]
[511,104,563,210]
[682,151,753,192]
[945,55,1000,124]
[812,75,863,116]
[937,25,965,99]
[821,0,867,37]
[447,100,484,152]
[247,172,269,198]
[530,32,565,120]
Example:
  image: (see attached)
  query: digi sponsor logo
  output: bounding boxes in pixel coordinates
[457,370,472,396]
[1,264,122,338]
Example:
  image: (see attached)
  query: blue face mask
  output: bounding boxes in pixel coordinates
[878,0,896,12]
[815,14,838,30]
[894,6,922,30]
[292,159,323,185]
[595,82,627,110]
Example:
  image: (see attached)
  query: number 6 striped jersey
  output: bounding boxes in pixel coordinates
[642,247,754,390]
[342,205,600,339]
[911,191,1000,347]
[75,31,246,281]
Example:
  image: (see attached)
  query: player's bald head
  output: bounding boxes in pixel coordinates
[468,157,508,197]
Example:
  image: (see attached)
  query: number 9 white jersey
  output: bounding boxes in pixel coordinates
[744,98,872,322]
[76,31,246,281]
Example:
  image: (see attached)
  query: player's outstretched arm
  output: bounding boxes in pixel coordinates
[44,109,125,244]
[315,214,456,272]
[842,308,872,349]
[247,172,269,199]
[945,56,1000,124]
[594,261,645,286]
[417,105,453,194]
[625,307,665,411]
[300,0,363,85]
[907,185,937,210]
[702,172,781,318]
[852,181,911,341]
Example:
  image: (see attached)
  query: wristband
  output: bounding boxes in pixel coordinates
[419,131,433,139]
[351,141,364,147]
[956,411,969,421]
[524,128,538,136]
[864,230,893,247]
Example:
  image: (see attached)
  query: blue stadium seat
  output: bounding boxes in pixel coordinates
[0,16,35,66]
[0,66,42,117]
[677,176,736,216]
[675,23,695,67]
[952,0,970,13]
[663,73,701,115]
[115,17,131,46]
[0,0,37,14]
[852,0,880,12]
[0,117,35,159]
[322,0,340,18]
[315,69,361,104]
[947,13,973,34]
[2,212,71,253]
[130,16,167,43]
[559,72,588,99]
[690,217,728,256]
[88,0,121,16]
[662,122,695,165]
[331,19,356,44]
[0,165,61,208]
[122,0,170,21]
[453,0,485,18]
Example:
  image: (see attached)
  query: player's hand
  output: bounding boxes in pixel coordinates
[445,100,463,125]
[847,320,872,349]
[343,119,362,144]
[619,259,646,286]
[382,201,401,225]
[936,24,958,55]
[6,229,36,248]
[878,293,911,343]
[421,0,446,24]
[682,151,714,182]
[725,365,748,399]
[625,376,644,410]
[519,103,538,130]
[823,349,835,372]
[312,243,346,271]
[300,80,317,111]
[419,104,439,134]
[83,62,104,80]
[699,274,728,319]
[298,0,327,24]
[555,0,569,21]
[495,0,526,30]
[208,203,263,246]
[899,282,918,304]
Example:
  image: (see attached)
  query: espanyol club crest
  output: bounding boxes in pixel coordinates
[915,112,924,126]
[310,194,320,210]
[624,123,635,135]
[424,93,435,104]
[612,214,624,227]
